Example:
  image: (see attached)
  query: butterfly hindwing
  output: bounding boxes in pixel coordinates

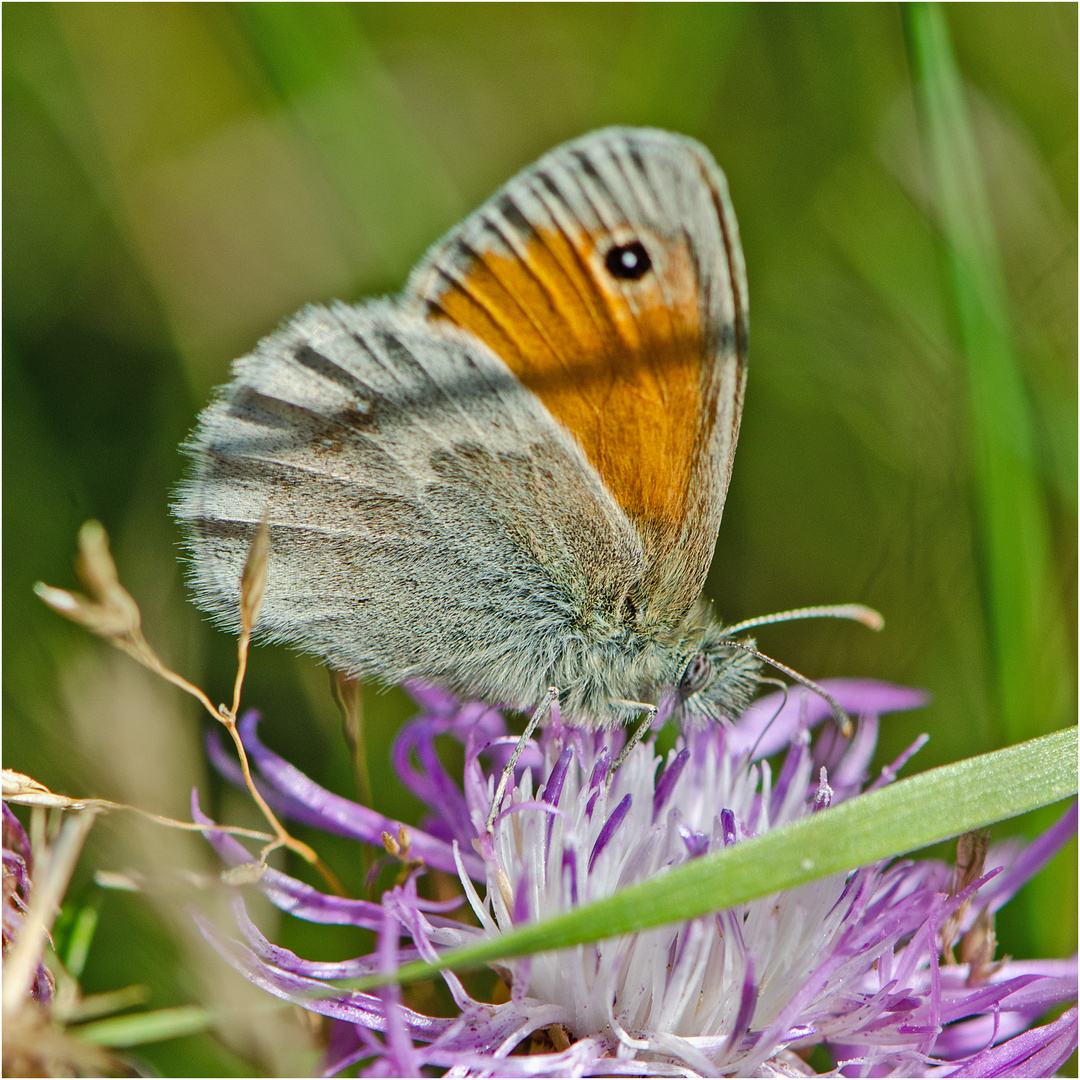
[175,302,646,713]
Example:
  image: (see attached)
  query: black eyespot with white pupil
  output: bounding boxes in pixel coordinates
[679,653,712,697]
[604,240,652,281]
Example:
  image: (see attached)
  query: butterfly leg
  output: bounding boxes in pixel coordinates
[608,701,660,784]
[486,687,559,833]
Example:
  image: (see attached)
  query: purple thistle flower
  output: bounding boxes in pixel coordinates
[195,681,1078,1076]
[2,803,56,1006]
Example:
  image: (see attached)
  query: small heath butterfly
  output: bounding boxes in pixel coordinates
[175,127,877,816]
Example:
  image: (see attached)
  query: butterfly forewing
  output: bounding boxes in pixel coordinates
[404,127,748,626]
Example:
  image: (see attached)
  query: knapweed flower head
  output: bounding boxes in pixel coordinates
[2,801,127,1077]
[3,804,55,1007]
[196,681,1078,1077]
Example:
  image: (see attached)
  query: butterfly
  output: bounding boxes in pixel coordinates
[175,127,875,820]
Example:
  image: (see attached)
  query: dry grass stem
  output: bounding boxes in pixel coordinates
[33,520,344,895]
[331,669,374,826]
[330,670,375,885]
[3,1002,123,1078]
[232,517,270,718]
[3,770,275,844]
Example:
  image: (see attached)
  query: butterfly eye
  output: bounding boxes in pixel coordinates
[604,240,652,281]
[679,652,713,697]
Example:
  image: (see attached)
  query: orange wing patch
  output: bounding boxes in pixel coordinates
[423,223,709,544]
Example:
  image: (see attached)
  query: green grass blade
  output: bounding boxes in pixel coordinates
[63,985,151,1025]
[61,904,99,980]
[903,2,1072,744]
[76,1004,213,1048]
[354,727,1077,990]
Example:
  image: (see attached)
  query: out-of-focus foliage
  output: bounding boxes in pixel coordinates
[3,4,1075,1075]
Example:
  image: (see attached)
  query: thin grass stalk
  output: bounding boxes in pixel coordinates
[903,2,1071,744]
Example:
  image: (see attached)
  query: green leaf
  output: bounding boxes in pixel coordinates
[355,727,1077,990]
[76,1004,213,1048]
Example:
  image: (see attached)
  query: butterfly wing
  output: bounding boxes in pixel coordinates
[404,127,748,630]
[175,301,646,714]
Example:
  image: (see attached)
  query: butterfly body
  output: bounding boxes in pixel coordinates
[176,128,759,729]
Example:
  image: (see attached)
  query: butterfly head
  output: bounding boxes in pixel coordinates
[675,623,763,723]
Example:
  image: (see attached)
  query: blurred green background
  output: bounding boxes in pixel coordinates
[4,3,1075,1074]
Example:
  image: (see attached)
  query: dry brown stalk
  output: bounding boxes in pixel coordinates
[32,520,345,896]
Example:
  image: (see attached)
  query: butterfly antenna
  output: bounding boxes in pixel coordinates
[721,640,855,736]
[742,677,789,766]
[723,603,883,637]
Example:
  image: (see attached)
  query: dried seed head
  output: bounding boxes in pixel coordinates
[75,521,141,633]
[34,522,142,641]
[959,908,1000,984]
[239,518,271,636]
[32,582,135,639]
[2,771,90,811]
[943,828,992,963]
